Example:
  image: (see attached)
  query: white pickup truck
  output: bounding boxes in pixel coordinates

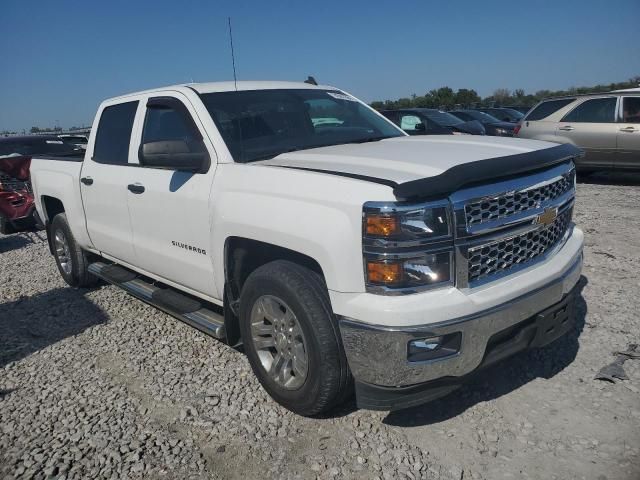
[30,81,584,415]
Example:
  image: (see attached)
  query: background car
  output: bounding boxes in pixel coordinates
[476,107,524,123]
[449,110,516,136]
[58,134,89,150]
[0,155,35,234]
[381,108,485,135]
[503,105,532,115]
[515,92,640,172]
[0,135,83,157]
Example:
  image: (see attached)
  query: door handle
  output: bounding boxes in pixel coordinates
[127,183,145,194]
[558,126,574,131]
[619,126,638,132]
[80,176,93,186]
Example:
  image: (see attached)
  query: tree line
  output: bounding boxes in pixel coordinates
[370,76,640,111]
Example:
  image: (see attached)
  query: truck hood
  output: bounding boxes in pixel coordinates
[257,136,566,184]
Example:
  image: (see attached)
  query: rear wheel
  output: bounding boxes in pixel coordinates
[239,260,352,416]
[51,213,98,288]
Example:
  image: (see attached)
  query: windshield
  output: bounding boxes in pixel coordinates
[502,108,524,120]
[420,110,464,127]
[200,89,403,162]
[464,111,501,123]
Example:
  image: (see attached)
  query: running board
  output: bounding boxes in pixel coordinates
[88,262,226,340]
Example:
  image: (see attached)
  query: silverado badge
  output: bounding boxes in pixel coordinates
[536,207,558,227]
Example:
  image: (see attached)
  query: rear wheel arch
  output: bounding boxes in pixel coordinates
[41,196,66,254]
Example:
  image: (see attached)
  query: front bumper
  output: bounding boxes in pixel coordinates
[339,250,582,394]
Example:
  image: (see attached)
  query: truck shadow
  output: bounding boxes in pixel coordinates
[382,275,588,427]
[0,287,109,369]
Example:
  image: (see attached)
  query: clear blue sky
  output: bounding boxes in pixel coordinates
[1,0,639,132]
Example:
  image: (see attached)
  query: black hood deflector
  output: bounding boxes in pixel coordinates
[266,143,582,200]
[393,143,581,199]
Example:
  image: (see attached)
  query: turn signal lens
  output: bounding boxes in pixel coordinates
[365,215,400,237]
[367,262,402,284]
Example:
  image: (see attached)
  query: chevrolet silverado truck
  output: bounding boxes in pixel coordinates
[30,81,584,415]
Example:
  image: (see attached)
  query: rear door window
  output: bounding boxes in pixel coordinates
[93,101,138,164]
[525,98,576,121]
[621,97,640,123]
[561,98,616,123]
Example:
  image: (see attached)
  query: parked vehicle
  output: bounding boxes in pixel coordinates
[59,134,89,150]
[449,110,516,136]
[0,135,81,234]
[515,92,640,172]
[0,135,83,157]
[503,105,532,115]
[30,81,584,415]
[0,155,36,234]
[382,108,485,135]
[476,107,524,123]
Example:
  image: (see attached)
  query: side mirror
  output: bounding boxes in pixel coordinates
[138,140,209,173]
[414,122,426,132]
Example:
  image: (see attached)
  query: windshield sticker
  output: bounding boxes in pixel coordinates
[327,92,357,102]
[45,140,64,144]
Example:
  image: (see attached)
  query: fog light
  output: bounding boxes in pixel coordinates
[407,332,461,362]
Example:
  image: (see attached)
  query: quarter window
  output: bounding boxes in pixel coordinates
[525,98,575,121]
[561,98,616,123]
[93,101,138,164]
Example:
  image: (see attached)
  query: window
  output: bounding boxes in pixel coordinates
[622,97,640,123]
[200,89,402,163]
[93,101,138,164]
[561,98,616,123]
[140,99,207,164]
[400,115,422,130]
[525,98,576,121]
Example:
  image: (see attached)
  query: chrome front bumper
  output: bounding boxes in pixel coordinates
[339,253,582,387]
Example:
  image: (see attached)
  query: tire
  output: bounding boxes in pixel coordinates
[50,213,98,288]
[239,260,352,416]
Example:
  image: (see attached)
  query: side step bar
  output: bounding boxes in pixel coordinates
[88,262,226,340]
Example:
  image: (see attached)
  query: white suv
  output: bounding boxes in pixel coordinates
[515,92,640,172]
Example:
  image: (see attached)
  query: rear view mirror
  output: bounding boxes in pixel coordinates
[138,140,209,173]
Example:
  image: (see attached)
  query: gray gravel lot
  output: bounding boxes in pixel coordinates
[1,173,639,480]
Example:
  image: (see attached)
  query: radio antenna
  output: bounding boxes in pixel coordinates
[228,17,238,91]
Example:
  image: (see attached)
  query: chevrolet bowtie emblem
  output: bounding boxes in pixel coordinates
[536,207,558,227]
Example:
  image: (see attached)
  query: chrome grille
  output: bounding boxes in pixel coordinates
[465,169,574,227]
[467,206,573,283]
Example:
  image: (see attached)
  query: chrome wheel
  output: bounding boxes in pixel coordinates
[250,295,309,390]
[54,229,72,276]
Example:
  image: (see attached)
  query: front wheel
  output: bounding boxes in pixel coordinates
[239,260,352,416]
[50,213,98,288]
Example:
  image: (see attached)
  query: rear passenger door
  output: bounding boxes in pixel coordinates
[81,101,139,264]
[616,96,640,170]
[124,93,219,298]
[555,97,618,169]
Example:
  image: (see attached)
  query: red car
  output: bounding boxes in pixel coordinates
[0,135,82,234]
[0,155,36,234]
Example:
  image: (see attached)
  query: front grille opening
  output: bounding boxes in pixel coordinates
[465,170,574,227]
[467,206,573,283]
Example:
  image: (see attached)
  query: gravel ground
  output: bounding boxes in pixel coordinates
[1,172,639,480]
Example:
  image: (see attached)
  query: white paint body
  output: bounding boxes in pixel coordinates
[30,81,583,326]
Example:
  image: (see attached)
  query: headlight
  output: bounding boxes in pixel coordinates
[363,200,454,293]
[495,128,510,136]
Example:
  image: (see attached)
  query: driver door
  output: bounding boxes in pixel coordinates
[124,93,219,298]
